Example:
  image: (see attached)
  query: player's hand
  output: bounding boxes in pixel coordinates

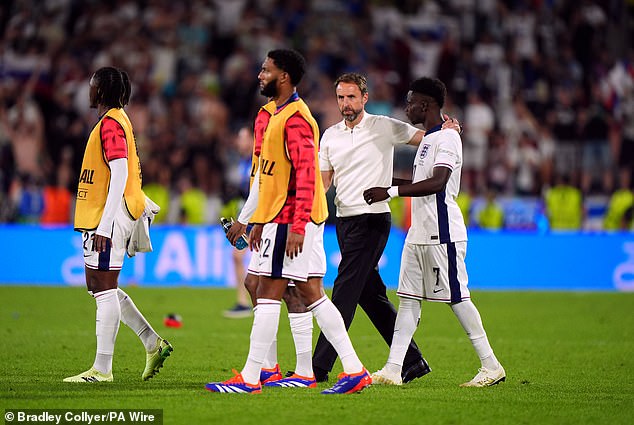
[226,221,247,246]
[286,232,304,259]
[363,187,390,205]
[92,234,111,253]
[249,224,263,252]
[442,114,462,134]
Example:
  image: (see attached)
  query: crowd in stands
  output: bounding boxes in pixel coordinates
[0,0,633,230]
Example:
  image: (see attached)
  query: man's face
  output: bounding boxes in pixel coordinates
[258,57,283,98]
[335,82,367,124]
[88,74,98,109]
[405,91,427,125]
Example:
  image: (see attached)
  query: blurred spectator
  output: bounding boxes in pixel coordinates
[365,76,395,116]
[536,126,556,191]
[222,127,253,203]
[142,157,172,224]
[456,188,472,229]
[544,174,584,231]
[40,153,73,225]
[463,89,494,192]
[603,183,634,231]
[171,172,206,225]
[12,173,44,223]
[578,83,613,195]
[485,130,512,194]
[0,99,16,210]
[202,167,223,225]
[3,95,47,182]
[613,58,634,193]
[504,4,537,63]
[510,131,541,196]
[549,86,580,178]
[476,188,504,230]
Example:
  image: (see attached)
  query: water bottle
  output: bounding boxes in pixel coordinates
[220,217,248,250]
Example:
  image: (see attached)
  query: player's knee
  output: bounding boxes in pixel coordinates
[244,274,258,297]
[283,286,307,313]
[86,269,118,293]
[296,278,326,308]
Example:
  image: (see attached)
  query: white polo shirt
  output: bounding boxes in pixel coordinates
[319,112,419,217]
[406,126,467,245]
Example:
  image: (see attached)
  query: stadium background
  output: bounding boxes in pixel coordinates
[0,0,633,291]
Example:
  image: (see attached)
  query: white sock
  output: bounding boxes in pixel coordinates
[92,289,120,374]
[309,296,363,374]
[451,300,500,370]
[386,297,421,374]
[262,339,278,370]
[117,289,160,352]
[262,307,278,370]
[241,299,281,385]
[289,312,313,377]
[253,305,277,370]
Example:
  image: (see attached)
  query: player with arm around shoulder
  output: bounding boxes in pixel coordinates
[314,72,462,383]
[364,77,505,387]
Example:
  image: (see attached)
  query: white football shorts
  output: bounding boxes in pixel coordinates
[255,221,326,282]
[397,241,470,303]
[247,251,297,287]
[82,201,135,271]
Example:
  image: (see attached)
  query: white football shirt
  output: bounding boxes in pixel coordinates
[319,112,419,217]
[406,125,467,245]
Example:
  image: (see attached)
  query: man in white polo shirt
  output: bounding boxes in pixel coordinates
[314,72,461,383]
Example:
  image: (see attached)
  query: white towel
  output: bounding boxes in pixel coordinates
[127,196,160,257]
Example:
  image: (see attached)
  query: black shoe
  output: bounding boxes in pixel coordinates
[284,370,294,378]
[314,366,329,383]
[402,358,431,383]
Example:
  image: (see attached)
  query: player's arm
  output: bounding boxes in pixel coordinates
[392,177,412,186]
[395,166,451,197]
[285,114,315,258]
[363,166,451,205]
[321,170,334,191]
[237,165,260,225]
[226,164,260,245]
[94,118,128,252]
[368,130,460,203]
[407,129,424,146]
[319,133,334,191]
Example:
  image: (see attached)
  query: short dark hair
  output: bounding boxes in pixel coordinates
[267,49,306,86]
[409,77,446,108]
[93,66,131,108]
[334,73,368,95]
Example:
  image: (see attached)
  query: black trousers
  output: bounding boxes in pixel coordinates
[312,212,423,372]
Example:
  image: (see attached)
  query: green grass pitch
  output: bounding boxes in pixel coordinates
[1,286,633,425]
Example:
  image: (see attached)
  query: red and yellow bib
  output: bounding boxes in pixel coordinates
[74,108,145,230]
[251,99,327,224]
